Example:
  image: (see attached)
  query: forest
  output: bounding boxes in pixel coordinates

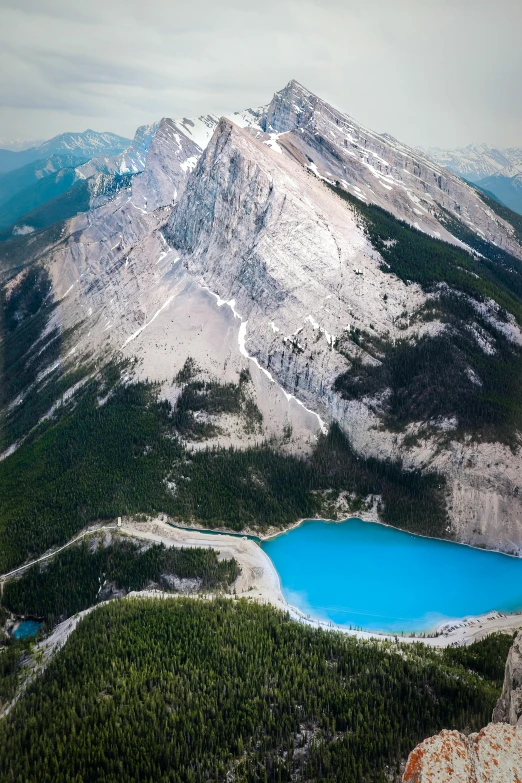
[171,360,263,439]
[0,359,449,572]
[327,181,522,323]
[0,599,513,782]
[1,537,239,629]
[334,292,522,446]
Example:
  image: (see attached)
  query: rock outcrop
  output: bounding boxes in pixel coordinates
[493,631,522,726]
[402,723,522,783]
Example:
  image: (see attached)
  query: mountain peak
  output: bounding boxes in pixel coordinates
[262,79,317,134]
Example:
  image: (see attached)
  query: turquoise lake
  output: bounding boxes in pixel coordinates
[261,518,522,633]
[12,620,42,639]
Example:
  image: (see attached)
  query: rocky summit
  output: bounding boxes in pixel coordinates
[402,723,522,783]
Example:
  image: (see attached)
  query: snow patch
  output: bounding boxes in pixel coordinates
[122,296,175,348]
[180,155,198,173]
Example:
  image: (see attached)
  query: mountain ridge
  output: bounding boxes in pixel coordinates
[0,130,131,175]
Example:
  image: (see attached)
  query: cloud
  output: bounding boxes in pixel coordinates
[0,0,520,147]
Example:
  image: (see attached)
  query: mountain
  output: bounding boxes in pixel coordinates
[418,143,522,183]
[0,156,95,230]
[0,111,264,239]
[476,168,522,216]
[0,130,131,175]
[1,80,522,570]
[35,130,131,158]
[0,137,44,152]
[1,78,521,783]
[0,154,91,208]
[420,143,522,216]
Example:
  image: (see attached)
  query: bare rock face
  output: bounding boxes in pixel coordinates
[493,631,522,726]
[402,724,522,783]
[166,109,522,553]
[263,80,522,260]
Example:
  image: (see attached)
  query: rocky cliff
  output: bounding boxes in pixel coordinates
[494,631,522,726]
[402,632,522,781]
[402,723,522,783]
[167,94,522,552]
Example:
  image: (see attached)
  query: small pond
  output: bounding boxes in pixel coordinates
[12,620,42,639]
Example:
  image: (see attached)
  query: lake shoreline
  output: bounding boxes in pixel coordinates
[121,519,522,647]
[3,516,522,648]
[160,511,522,560]
[261,514,522,560]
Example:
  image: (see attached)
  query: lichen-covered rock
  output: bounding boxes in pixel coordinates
[494,631,522,726]
[402,723,522,782]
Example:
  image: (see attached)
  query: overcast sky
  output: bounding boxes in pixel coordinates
[1,0,520,149]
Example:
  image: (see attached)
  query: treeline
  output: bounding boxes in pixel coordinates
[1,265,57,409]
[1,538,239,629]
[0,376,183,572]
[172,360,263,438]
[334,292,522,445]
[0,364,448,572]
[327,181,522,323]
[0,600,512,782]
[326,181,522,445]
[0,264,90,448]
[0,637,28,712]
[309,424,448,537]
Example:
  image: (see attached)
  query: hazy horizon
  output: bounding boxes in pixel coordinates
[1,0,520,150]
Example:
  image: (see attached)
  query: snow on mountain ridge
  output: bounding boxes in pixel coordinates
[35,130,131,158]
[419,143,522,182]
[259,80,522,259]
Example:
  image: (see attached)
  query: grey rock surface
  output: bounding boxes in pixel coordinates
[494,631,522,726]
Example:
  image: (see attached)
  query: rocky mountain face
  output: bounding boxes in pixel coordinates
[2,80,522,552]
[402,723,522,783]
[493,631,522,726]
[259,82,521,258]
[167,81,522,552]
[402,631,522,782]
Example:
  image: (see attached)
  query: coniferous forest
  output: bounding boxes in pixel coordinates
[0,365,448,573]
[1,538,239,629]
[0,600,513,783]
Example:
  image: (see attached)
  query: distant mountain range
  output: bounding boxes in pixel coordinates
[420,143,522,215]
[0,130,131,175]
[0,131,133,231]
[0,137,45,152]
